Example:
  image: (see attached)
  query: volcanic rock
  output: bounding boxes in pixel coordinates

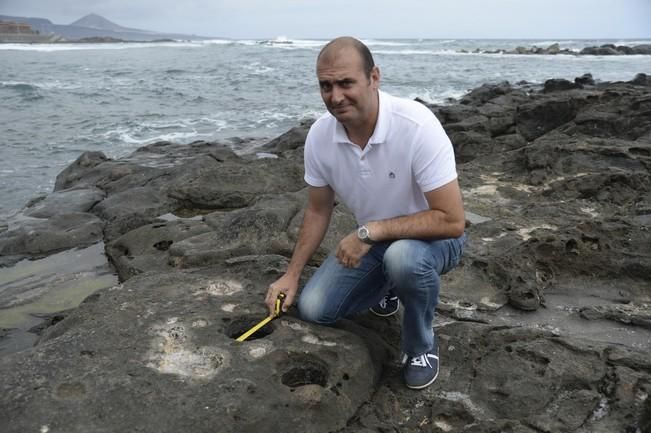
[1,73,651,433]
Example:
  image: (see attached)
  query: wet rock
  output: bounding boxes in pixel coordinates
[106,219,214,281]
[53,151,109,190]
[630,72,651,86]
[632,44,651,55]
[262,119,314,153]
[575,73,595,86]
[125,140,240,167]
[0,212,103,257]
[341,323,649,433]
[580,304,651,329]
[167,157,305,210]
[23,187,105,218]
[93,186,176,241]
[168,194,302,268]
[0,269,386,433]
[515,96,584,141]
[460,81,512,105]
[543,78,581,92]
[468,43,651,57]
[580,45,620,55]
[2,74,651,433]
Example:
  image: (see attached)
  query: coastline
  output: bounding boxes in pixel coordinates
[1,73,650,432]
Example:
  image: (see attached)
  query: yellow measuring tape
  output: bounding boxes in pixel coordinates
[236,293,286,342]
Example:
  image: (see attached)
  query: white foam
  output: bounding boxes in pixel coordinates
[613,40,651,46]
[257,38,325,50]
[197,39,236,45]
[243,62,275,75]
[361,39,413,47]
[0,41,206,52]
[407,88,467,104]
[100,116,229,146]
[376,48,461,56]
[530,40,574,47]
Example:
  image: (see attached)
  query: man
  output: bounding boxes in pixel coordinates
[265,37,466,390]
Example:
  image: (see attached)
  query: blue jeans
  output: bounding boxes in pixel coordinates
[297,233,466,357]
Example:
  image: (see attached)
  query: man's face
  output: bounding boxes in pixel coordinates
[316,47,379,127]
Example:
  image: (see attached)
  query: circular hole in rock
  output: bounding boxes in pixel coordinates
[281,354,329,389]
[225,317,274,341]
[153,240,173,251]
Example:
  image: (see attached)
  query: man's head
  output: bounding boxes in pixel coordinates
[317,37,375,79]
[316,37,380,129]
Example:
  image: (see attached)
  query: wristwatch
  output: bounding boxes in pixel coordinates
[357,225,375,245]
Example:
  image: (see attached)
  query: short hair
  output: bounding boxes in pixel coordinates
[318,37,375,79]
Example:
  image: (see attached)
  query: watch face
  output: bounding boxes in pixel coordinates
[358,226,369,241]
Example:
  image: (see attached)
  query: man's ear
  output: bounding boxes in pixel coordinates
[371,65,381,89]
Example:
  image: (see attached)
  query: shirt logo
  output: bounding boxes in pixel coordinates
[389,172,396,179]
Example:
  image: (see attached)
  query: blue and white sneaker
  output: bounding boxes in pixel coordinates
[369,292,400,317]
[403,345,440,389]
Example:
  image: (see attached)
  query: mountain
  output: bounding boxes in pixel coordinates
[69,13,153,34]
[0,13,213,41]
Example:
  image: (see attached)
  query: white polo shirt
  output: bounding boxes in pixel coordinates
[304,90,457,225]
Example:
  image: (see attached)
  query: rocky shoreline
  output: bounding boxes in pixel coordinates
[1,73,650,432]
[462,42,651,55]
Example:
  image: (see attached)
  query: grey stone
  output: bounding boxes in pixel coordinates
[23,187,105,218]
[3,74,651,433]
[0,212,103,257]
[106,219,214,281]
[0,269,385,433]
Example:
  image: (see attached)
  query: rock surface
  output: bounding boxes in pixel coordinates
[1,74,650,432]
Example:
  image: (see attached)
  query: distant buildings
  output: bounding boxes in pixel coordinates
[0,20,62,43]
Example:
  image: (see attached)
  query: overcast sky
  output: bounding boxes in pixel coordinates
[1,0,650,39]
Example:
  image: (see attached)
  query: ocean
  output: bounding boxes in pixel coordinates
[2,37,651,217]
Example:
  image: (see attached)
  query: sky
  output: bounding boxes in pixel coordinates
[0,0,650,40]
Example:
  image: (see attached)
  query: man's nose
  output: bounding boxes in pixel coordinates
[331,85,344,104]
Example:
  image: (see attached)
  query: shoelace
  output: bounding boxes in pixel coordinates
[407,353,438,368]
[378,295,398,309]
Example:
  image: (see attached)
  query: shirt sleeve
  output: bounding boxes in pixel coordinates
[412,114,458,192]
[303,128,329,187]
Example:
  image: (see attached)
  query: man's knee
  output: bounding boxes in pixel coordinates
[383,239,433,282]
[297,288,337,325]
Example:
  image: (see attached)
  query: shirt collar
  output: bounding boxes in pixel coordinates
[333,90,390,145]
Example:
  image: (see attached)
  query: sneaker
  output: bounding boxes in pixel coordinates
[369,293,400,317]
[403,346,440,389]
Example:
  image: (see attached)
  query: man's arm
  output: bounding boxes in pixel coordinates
[265,185,335,314]
[367,179,465,241]
[334,179,465,269]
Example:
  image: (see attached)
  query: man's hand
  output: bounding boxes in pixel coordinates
[266,273,299,315]
[336,231,372,268]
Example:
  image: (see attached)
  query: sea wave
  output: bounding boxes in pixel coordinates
[1,81,40,92]
[529,40,577,47]
[242,62,275,75]
[103,128,213,146]
[361,39,414,47]
[98,116,231,147]
[0,41,207,51]
[407,88,468,104]
[254,38,325,50]
[373,49,458,56]
[1,80,82,91]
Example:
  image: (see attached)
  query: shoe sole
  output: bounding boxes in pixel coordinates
[406,368,439,390]
[369,308,400,317]
[406,347,440,390]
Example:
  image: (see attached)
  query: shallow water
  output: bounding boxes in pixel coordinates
[0,242,117,331]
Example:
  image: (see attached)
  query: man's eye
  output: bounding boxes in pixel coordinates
[340,81,353,88]
[320,83,332,92]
